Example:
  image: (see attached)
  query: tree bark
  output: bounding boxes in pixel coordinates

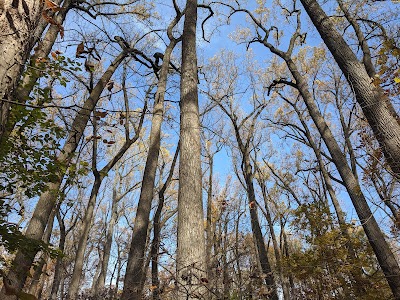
[28,208,56,297]
[151,144,179,300]
[241,152,278,300]
[0,52,126,300]
[176,0,208,298]
[67,174,103,299]
[0,0,45,143]
[300,0,400,177]
[0,0,71,147]
[94,187,119,293]
[206,154,213,281]
[257,178,290,300]
[121,35,179,300]
[49,209,67,300]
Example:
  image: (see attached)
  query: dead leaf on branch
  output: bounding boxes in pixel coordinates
[76,42,85,58]
[42,10,64,39]
[94,111,107,118]
[44,0,62,11]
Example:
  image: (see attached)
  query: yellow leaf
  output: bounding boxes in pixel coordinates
[394,77,400,84]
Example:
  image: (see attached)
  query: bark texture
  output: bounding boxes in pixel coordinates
[241,152,278,300]
[94,187,119,293]
[67,176,102,299]
[151,145,179,300]
[0,0,45,143]
[49,209,67,300]
[0,0,71,147]
[176,0,208,298]
[300,0,400,177]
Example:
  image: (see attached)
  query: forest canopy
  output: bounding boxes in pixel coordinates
[0,0,399,299]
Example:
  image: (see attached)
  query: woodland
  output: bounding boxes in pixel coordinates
[0,0,399,299]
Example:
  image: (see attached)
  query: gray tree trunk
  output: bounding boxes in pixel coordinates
[151,144,179,300]
[121,36,179,300]
[300,0,400,177]
[257,178,290,300]
[50,209,67,300]
[0,0,45,143]
[0,0,70,147]
[241,152,278,300]
[205,154,214,283]
[0,52,126,300]
[176,0,208,298]
[27,208,56,297]
[94,187,119,293]
[67,174,103,299]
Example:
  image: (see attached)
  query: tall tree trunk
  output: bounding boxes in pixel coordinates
[176,0,208,299]
[206,154,214,281]
[0,0,45,143]
[257,179,290,300]
[67,174,103,299]
[300,0,400,177]
[284,56,400,298]
[234,211,244,300]
[241,153,278,300]
[94,187,119,293]
[50,209,67,300]
[28,208,56,297]
[151,144,179,300]
[0,52,126,300]
[121,37,179,300]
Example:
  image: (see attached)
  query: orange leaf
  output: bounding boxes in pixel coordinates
[76,42,85,58]
[42,11,58,25]
[35,57,48,64]
[44,0,62,11]
[58,24,64,39]
[42,11,64,38]
[94,111,107,118]
[51,52,57,59]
